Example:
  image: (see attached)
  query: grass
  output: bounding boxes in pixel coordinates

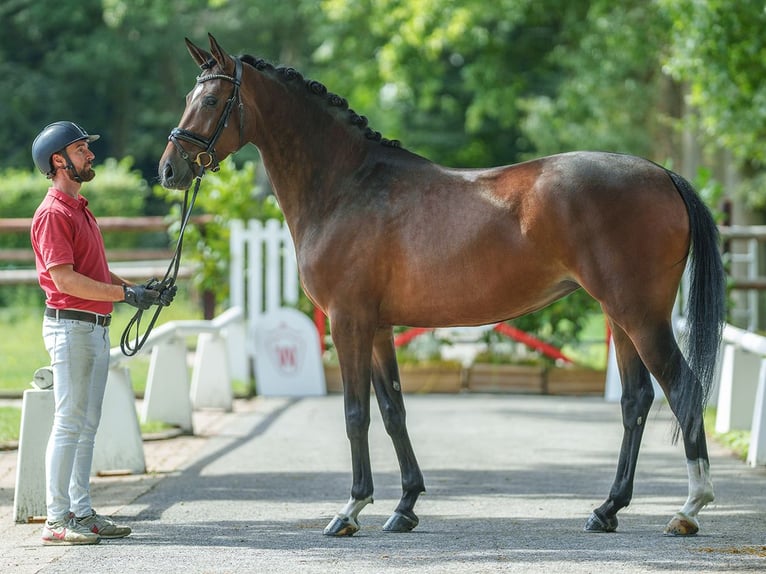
[705,407,751,461]
[0,406,21,444]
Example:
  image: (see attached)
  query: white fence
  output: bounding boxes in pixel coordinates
[229,219,299,326]
[714,323,766,466]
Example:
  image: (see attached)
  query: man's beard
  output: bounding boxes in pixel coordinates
[66,166,95,182]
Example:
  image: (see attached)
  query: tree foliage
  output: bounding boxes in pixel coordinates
[661,0,766,169]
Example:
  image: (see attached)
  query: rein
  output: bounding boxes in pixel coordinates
[120,57,244,356]
[119,176,202,356]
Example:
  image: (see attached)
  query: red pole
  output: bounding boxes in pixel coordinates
[314,307,326,353]
[393,327,433,347]
[493,322,574,364]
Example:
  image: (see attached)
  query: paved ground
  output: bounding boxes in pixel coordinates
[1,393,765,573]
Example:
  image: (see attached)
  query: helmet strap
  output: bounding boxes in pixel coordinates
[59,150,84,183]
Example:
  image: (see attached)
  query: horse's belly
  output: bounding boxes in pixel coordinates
[380,265,576,328]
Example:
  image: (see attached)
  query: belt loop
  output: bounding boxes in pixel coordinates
[55,309,60,320]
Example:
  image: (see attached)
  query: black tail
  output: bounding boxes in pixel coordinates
[667,170,726,428]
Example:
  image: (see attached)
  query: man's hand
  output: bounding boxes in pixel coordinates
[158,284,177,306]
[123,283,160,310]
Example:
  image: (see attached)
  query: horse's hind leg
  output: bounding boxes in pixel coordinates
[371,327,426,532]
[586,322,655,533]
[633,322,714,536]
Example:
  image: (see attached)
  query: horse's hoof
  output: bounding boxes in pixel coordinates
[382,511,419,533]
[323,514,360,537]
[664,513,699,536]
[584,511,618,533]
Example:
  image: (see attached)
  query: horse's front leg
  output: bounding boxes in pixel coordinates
[323,315,375,537]
[371,327,425,532]
[586,325,654,533]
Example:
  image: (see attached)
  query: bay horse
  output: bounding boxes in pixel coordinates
[159,34,725,538]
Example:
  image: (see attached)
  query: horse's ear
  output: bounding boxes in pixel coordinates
[207,33,232,70]
[185,37,212,68]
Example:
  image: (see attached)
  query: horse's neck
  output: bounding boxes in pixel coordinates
[249,75,370,228]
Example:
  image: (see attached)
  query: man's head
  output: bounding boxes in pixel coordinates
[31,121,100,183]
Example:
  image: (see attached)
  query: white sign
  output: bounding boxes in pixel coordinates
[253,307,326,396]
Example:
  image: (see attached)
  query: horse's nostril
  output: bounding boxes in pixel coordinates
[161,162,174,183]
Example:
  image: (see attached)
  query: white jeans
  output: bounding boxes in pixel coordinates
[43,317,109,522]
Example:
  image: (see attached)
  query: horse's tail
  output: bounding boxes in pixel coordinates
[667,170,726,433]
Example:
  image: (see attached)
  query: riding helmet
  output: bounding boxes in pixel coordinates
[31,121,100,177]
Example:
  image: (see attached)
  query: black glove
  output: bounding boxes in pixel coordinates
[158,284,177,306]
[123,283,160,310]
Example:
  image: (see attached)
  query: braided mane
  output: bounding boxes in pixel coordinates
[239,54,402,149]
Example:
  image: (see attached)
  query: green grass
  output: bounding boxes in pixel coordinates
[0,406,21,444]
[561,313,608,369]
[705,407,750,461]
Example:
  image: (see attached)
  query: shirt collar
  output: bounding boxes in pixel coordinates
[48,187,89,209]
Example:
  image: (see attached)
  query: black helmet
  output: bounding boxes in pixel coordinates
[31,121,100,177]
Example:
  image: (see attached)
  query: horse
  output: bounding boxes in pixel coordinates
[159,34,725,538]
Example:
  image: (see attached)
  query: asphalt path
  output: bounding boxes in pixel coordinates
[2,393,766,573]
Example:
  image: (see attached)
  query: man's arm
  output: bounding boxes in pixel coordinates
[49,264,124,302]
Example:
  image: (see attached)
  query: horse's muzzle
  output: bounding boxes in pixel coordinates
[158,153,193,190]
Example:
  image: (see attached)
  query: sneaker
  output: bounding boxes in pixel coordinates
[75,510,132,539]
[41,517,101,545]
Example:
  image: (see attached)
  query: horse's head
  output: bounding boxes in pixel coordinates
[159,34,246,190]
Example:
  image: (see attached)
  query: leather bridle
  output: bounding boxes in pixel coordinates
[168,57,244,174]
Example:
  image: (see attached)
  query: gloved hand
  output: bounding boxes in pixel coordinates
[158,284,177,306]
[123,283,160,310]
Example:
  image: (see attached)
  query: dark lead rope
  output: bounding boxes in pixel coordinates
[120,57,243,356]
[119,173,203,356]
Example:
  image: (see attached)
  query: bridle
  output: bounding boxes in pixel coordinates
[120,57,244,356]
[168,56,244,174]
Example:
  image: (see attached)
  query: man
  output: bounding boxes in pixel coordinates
[30,121,176,545]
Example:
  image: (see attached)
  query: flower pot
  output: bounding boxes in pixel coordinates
[323,362,465,394]
[546,367,605,395]
[466,363,546,394]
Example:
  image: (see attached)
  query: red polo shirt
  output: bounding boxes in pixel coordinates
[31,187,113,315]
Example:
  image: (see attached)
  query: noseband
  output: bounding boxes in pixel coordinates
[168,57,244,174]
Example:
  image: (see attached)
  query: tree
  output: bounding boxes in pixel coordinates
[661,0,766,208]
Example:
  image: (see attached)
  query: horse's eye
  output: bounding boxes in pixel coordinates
[203,95,218,107]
